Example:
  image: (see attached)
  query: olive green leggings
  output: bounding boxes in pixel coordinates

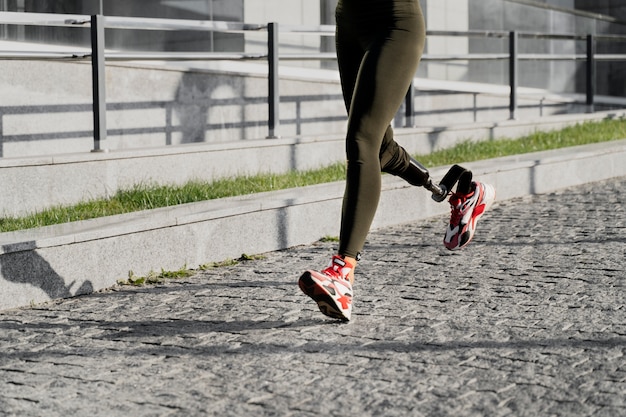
[336,0,426,258]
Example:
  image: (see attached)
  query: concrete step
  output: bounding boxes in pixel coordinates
[2,109,625,218]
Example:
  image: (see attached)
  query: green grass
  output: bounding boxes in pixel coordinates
[1,118,625,233]
[414,117,626,167]
[116,254,268,286]
[119,265,194,286]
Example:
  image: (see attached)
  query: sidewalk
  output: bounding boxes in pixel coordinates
[0,175,624,416]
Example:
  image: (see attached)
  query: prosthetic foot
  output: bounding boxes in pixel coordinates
[400,158,448,202]
[400,159,475,203]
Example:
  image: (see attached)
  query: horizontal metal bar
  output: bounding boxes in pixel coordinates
[428,29,586,40]
[277,52,626,62]
[279,24,336,35]
[515,53,626,61]
[278,27,626,42]
[516,32,587,40]
[277,52,337,61]
[422,53,510,61]
[0,11,267,33]
[103,15,266,33]
[427,29,510,38]
[427,29,626,42]
[105,52,268,61]
[0,11,90,26]
[0,51,90,60]
[421,53,626,62]
[593,54,626,61]
[278,53,510,61]
[0,51,268,61]
[3,11,626,43]
[594,34,626,42]
[517,53,587,61]
[4,50,626,63]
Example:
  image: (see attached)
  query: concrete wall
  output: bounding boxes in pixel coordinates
[468,0,626,97]
[422,0,470,82]
[0,57,351,158]
[0,60,261,155]
[243,0,323,70]
[575,0,626,98]
[575,0,626,20]
[468,0,578,92]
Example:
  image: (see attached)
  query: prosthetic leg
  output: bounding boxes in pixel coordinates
[399,158,473,202]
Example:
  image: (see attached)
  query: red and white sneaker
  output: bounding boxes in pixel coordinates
[298,255,354,321]
[444,181,495,250]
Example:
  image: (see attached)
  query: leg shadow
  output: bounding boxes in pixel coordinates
[0,248,93,302]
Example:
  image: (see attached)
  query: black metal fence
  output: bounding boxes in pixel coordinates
[1,11,626,153]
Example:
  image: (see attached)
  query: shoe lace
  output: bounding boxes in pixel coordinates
[448,190,474,225]
[448,194,464,224]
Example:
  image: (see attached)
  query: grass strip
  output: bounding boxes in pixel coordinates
[1,118,625,233]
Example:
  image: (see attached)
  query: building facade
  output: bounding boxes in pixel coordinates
[1,0,625,96]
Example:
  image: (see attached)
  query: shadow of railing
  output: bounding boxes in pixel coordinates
[0,92,349,157]
[2,88,610,158]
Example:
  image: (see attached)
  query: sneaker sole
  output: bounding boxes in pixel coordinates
[298,271,350,321]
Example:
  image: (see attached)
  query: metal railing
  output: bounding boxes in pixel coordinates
[403,29,626,125]
[0,12,272,151]
[2,11,626,152]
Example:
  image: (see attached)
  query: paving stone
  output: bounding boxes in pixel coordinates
[0,177,624,417]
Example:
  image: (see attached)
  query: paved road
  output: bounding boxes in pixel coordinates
[0,177,624,417]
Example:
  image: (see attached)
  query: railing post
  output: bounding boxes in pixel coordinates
[586,34,596,113]
[267,22,280,139]
[404,81,415,128]
[473,93,478,122]
[509,30,518,120]
[91,14,107,152]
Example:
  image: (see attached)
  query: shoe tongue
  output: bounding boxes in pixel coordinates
[328,256,353,280]
[450,194,463,207]
[332,257,346,268]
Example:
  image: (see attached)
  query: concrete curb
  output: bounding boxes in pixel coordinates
[1,139,625,310]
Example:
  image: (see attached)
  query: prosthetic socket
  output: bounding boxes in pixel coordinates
[399,158,449,202]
